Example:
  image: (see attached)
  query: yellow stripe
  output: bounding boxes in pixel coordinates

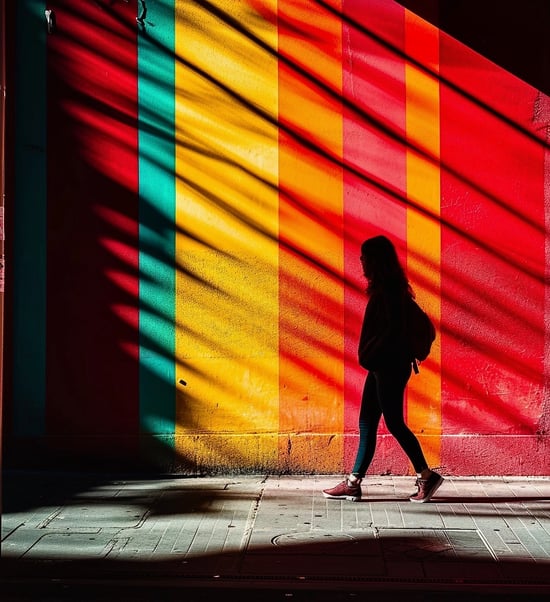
[405,11,441,470]
[174,1,279,469]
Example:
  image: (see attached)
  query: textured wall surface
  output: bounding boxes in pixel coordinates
[5,0,550,475]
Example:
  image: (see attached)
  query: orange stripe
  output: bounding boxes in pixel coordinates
[278,0,344,472]
[405,10,442,470]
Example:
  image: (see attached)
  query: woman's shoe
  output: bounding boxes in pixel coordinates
[409,471,443,503]
[322,478,362,502]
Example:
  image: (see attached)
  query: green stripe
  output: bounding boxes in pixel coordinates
[12,0,47,436]
[138,1,176,439]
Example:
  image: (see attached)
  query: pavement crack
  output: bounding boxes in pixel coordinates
[36,508,63,529]
[1,522,25,542]
[239,479,267,556]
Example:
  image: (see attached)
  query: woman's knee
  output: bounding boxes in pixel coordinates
[384,416,411,438]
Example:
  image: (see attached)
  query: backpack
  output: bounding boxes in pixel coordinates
[404,298,436,373]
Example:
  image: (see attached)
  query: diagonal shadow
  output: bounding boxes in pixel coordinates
[397,0,550,96]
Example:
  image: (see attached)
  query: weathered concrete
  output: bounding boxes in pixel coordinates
[2,472,550,600]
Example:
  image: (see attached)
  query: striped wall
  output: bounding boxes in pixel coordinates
[7,0,549,475]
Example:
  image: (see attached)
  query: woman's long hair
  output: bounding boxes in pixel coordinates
[361,235,413,298]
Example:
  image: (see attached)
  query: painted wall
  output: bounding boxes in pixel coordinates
[5,0,549,475]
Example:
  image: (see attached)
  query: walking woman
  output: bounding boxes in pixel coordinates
[323,235,443,503]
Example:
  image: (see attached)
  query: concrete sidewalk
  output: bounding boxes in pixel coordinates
[2,472,550,600]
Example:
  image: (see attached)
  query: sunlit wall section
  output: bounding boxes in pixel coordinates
[138,0,176,462]
[278,0,344,472]
[404,11,441,470]
[174,0,280,471]
[342,0,409,474]
[440,32,547,473]
[8,0,550,475]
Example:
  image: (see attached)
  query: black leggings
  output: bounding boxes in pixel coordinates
[351,360,428,477]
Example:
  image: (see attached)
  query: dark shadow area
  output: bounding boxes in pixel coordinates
[1,581,547,602]
[2,469,229,515]
[1,576,548,602]
[1,432,196,477]
[1,541,549,601]
[2,472,550,602]
[398,0,550,95]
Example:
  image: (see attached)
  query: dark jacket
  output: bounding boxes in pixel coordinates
[357,289,411,371]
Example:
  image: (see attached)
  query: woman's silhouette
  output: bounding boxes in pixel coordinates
[323,235,443,503]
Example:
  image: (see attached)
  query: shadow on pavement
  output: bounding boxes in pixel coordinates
[1,543,550,601]
[2,471,550,601]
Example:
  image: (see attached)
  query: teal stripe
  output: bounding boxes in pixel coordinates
[12,0,47,436]
[138,1,176,438]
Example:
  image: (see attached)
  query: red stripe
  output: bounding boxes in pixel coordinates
[342,0,408,467]
[46,1,139,451]
[440,34,546,468]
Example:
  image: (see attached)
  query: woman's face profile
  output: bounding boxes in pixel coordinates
[360,255,369,279]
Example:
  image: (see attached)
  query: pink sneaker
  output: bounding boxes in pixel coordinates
[322,478,361,502]
[409,471,444,503]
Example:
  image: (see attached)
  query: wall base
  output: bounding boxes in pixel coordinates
[4,433,550,476]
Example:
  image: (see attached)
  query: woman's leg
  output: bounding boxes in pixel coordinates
[350,372,383,478]
[324,360,442,502]
[377,361,444,502]
[375,362,429,474]
[322,372,381,501]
